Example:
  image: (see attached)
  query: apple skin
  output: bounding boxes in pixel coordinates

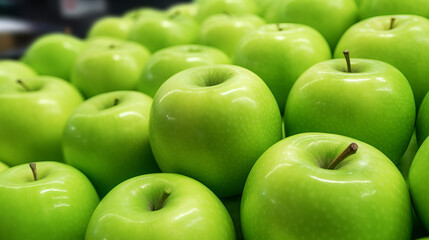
[87,17,133,40]
[128,13,199,53]
[138,44,231,97]
[0,161,99,240]
[0,161,8,173]
[63,91,159,197]
[241,132,412,240]
[398,130,418,181]
[334,15,429,109]
[264,0,358,50]
[85,173,235,240]
[71,37,150,98]
[359,0,429,19]
[167,3,199,19]
[21,33,84,81]
[0,76,83,166]
[233,23,331,113]
[199,13,266,56]
[196,0,259,22]
[416,92,429,145]
[150,64,282,197]
[0,60,36,82]
[284,58,415,165]
[123,7,165,20]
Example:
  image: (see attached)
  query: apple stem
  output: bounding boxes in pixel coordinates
[276,23,283,31]
[16,79,30,91]
[223,11,231,16]
[169,10,180,19]
[390,17,396,30]
[114,98,119,106]
[29,162,38,181]
[327,143,358,169]
[343,50,352,73]
[108,44,116,49]
[150,188,172,211]
[64,26,72,35]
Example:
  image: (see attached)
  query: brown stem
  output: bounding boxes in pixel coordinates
[114,98,119,106]
[16,79,30,91]
[150,188,172,211]
[327,143,358,169]
[343,50,352,73]
[29,162,37,181]
[390,17,396,30]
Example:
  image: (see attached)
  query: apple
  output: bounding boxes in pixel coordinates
[264,0,358,50]
[85,173,235,239]
[0,161,8,173]
[285,53,415,165]
[71,37,150,98]
[167,2,199,19]
[21,33,85,81]
[416,92,429,145]
[409,137,429,232]
[398,130,418,181]
[233,23,331,113]
[0,60,36,82]
[334,15,429,109]
[196,0,259,22]
[0,76,83,166]
[221,195,243,240]
[87,17,133,40]
[241,132,412,239]
[149,64,282,197]
[359,0,429,19]
[0,161,99,240]
[199,13,266,56]
[63,90,159,197]
[138,44,231,97]
[123,7,165,20]
[128,12,199,53]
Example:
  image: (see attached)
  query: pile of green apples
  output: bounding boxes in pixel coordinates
[2,0,429,239]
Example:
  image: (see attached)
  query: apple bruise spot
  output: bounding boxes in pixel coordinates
[326,143,358,169]
[149,188,172,211]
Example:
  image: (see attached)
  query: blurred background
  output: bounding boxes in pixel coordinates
[0,0,190,58]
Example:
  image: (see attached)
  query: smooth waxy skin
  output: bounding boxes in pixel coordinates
[0,161,8,173]
[233,23,331,113]
[0,162,99,240]
[63,91,159,196]
[0,76,83,166]
[242,133,412,240]
[128,13,199,52]
[410,138,429,231]
[199,13,266,56]
[196,0,259,22]
[0,60,36,82]
[167,3,199,19]
[87,17,133,40]
[335,15,429,108]
[416,92,429,145]
[85,173,235,240]
[71,37,150,98]
[22,33,84,81]
[285,59,415,164]
[138,44,231,97]
[359,0,429,19]
[123,8,165,20]
[264,0,358,50]
[150,65,282,197]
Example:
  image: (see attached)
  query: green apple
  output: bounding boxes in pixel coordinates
[128,12,199,52]
[0,60,36,82]
[242,132,412,239]
[63,90,159,196]
[85,173,235,239]
[334,15,429,109]
[199,13,266,56]
[359,0,429,19]
[233,23,331,113]
[71,37,150,98]
[416,92,429,145]
[150,64,282,197]
[138,44,230,97]
[167,3,199,19]
[123,7,165,20]
[409,137,429,232]
[0,161,8,173]
[0,76,83,166]
[87,17,133,40]
[21,33,84,81]
[221,195,243,240]
[264,0,358,50]
[0,161,99,240]
[196,0,259,22]
[284,56,415,165]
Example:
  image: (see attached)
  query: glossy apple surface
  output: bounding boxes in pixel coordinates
[0,60,36,82]
[138,44,230,97]
[167,3,199,19]
[21,33,84,81]
[285,58,415,164]
[0,76,83,166]
[334,15,429,108]
[242,133,412,239]
[0,161,99,240]
[71,37,150,98]
[150,64,282,197]
[85,173,235,239]
[359,0,429,19]
[196,0,259,22]
[233,23,331,113]
[87,17,133,40]
[63,91,159,196]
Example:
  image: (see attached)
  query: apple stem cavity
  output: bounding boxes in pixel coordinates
[29,162,38,181]
[343,50,352,73]
[114,98,119,106]
[150,188,172,211]
[390,17,396,30]
[16,79,30,91]
[327,143,358,169]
